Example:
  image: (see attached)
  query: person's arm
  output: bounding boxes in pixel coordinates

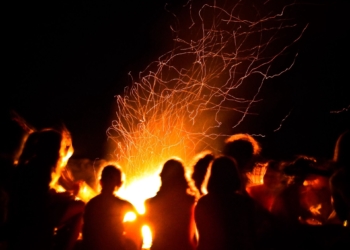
[330,171,349,222]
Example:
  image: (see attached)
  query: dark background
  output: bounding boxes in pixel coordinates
[1,0,349,161]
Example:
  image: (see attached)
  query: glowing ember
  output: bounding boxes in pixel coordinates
[309,203,322,216]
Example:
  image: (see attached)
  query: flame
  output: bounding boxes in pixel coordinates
[141,225,152,249]
[50,128,75,190]
[77,182,97,202]
[247,163,268,186]
[118,173,161,214]
[123,211,137,222]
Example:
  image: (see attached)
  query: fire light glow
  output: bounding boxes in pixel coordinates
[141,225,152,249]
[108,0,307,210]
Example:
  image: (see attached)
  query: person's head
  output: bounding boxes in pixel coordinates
[17,129,65,188]
[333,130,350,168]
[283,155,318,184]
[207,156,241,194]
[0,112,30,164]
[18,129,63,167]
[160,158,188,192]
[100,165,123,193]
[222,133,261,172]
[36,129,63,164]
[191,153,214,194]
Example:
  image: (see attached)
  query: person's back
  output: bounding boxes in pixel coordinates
[83,193,136,250]
[82,165,140,250]
[247,161,286,212]
[9,130,62,250]
[195,156,256,250]
[145,159,196,250]
[330,131,350,224]
[196,192,256,250]
[146,189,195,250]
[270,156,319,226]
[8,128,84,250]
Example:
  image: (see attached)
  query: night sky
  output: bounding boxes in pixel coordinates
[2,0,349,162]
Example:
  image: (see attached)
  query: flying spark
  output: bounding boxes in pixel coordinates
[107,0,307,203]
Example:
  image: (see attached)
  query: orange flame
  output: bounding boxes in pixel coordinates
[50,129,75,191]
[141,225,152,249]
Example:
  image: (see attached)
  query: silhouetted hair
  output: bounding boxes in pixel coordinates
[266,160,281,172]
[207,156,241,194]
[222,133,260,172]
[192,153,214,193]
[333,130,350,167]
[160,158,189,192]
[0,112,30,159]
[18,131,40,165]
[283,155,325,179]
[100,165,122,187]
[18,129,62,167]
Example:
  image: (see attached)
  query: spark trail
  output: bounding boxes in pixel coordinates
[107,0,307,203]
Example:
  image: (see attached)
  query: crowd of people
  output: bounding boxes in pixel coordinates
[0,114,349,250]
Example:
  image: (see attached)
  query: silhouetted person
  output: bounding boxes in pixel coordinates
[328,131,350,247]
[195,156,256,250]
[0,112,29,243]
[9,129,84,250]
[330,131,350,225]
[271,156,318,226]
[82,165,141,250]
[301,171,333,225]
[247,160,286,212]
[191,152,214,195]
[222,134,261,191]
[145,159,197,250]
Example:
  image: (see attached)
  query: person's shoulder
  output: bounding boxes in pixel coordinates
[330,168,347,182]
[230,192,255,204]
[86,194,102,206]
[185,193,196,203]
[84,195,101,215]
[145,195,157,205]
[197,194,214,205]
[247,184,265,195]
[330,168,349,189]
[115,196,136,210]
